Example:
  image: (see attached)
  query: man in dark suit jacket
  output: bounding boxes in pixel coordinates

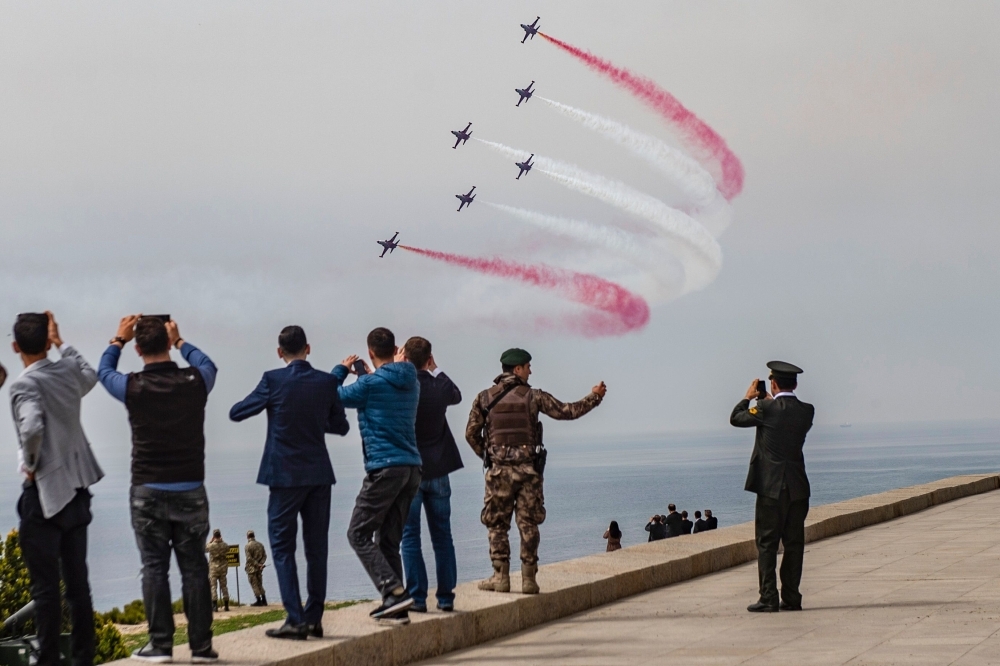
[731,361,814,613]
[644,515,667,541]
[705,509,718,530]
[663,504,683,538]
[400,337,463,612]
[692,511,707,533]
[230,326,349,640]
[679,511,693,535]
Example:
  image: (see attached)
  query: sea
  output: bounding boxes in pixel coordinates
[2,419,997,611]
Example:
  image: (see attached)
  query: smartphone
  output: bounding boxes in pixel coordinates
[352,360,368,376]
[756,380,767,398]
[144,314,171,323]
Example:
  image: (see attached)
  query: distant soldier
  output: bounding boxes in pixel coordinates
[245,530,268,606]
[465,348,606,594]
[205,529,230,612]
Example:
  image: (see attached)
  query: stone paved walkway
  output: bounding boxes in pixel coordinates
[421,490,1000,665]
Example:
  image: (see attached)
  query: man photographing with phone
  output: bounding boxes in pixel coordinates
[731,361,814,614]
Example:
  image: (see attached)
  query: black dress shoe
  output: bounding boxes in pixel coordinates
[306,623,323,638]
[779,601,802,611]
[747,602,779,613]
[265,623,308,640]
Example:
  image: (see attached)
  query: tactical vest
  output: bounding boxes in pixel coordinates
[485,384,538,465]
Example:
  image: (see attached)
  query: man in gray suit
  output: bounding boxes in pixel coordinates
[9,312,103,666]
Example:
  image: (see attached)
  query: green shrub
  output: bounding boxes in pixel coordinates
[0,530,128,664]
[101,599,145,625]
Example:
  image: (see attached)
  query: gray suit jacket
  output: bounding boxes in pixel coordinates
[9,346,104,518]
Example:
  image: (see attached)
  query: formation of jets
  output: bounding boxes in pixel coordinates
[379,18,545,255]
[515,81,534,107]
[377,232,399,258]
[520,17,540,43]
[456,186,477,212]
[451,122,472,149]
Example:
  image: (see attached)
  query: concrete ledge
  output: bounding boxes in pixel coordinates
[146,473,1000,666]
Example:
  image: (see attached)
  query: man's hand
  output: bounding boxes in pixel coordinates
[342,354,371,375]
[46,311,63,348]
[116,315,140,343]
[744,379,762,401]
[165,320,182,348]
[425,355,438,373]
[592,381,607,398]
[393,346,406,364]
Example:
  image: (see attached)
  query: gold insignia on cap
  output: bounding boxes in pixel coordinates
[749,407,758,415]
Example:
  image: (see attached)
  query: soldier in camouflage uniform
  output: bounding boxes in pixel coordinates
[245,530,268,606]
[205,529,230,612]
[465,348,606,595]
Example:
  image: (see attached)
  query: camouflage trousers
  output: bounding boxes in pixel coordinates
[209,569,229,601]
[481,463,546,565]
[247,571,265,598]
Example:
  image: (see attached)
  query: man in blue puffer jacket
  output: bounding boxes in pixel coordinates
[334,327,422,626]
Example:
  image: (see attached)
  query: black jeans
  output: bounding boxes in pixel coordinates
[129,485,213,652]
[267,485,331,627]
[755,488,810,607]
[348,465,421,599]
[18,485,94,666]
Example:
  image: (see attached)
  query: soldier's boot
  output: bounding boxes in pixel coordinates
[213,600,219,613]
[261,593,268,606]
[224,599,230,612]
[252,596,261,607]
[477,560,510,592]
[521,563,539,595]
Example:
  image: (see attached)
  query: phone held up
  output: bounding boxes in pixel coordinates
[144,314,171,323]
[352,360,368,376]
[756,379,767,399]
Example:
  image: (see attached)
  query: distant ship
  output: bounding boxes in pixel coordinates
[840,423,852,428]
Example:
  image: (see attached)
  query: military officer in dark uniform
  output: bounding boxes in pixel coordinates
[731,361,814,613]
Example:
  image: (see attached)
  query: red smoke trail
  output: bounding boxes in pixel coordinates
[539,32,744,201]
[400,245,649,336]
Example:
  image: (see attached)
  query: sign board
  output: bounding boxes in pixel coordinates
[226,545,240,567]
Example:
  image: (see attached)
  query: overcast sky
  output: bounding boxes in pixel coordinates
[1,1,998,459]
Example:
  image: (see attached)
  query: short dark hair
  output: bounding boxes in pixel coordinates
[501,364,515,374]
[695,511,702,518]
[367,327,395,359]
[668,504,676,512]
[705,509,713,516]
[13,314,48,355]
[403,336,431,369]
[135,317,169,356]
[775,375,797,390]
[278,325,307,355]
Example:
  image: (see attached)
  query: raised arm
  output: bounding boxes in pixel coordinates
[179,343,218,394]
[60,346,98,394]
[98,344,129,403]
[230,375,270,422]
[534,383,605,421]
[438,372,463,406]
[333,359,371,409]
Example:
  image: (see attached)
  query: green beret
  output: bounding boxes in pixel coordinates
[500,348,532,366]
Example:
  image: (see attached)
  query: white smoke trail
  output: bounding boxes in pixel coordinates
[475,138,721,291]
[484,202,683,301]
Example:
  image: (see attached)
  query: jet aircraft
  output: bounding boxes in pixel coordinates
[515,154,534,180]
[451,122,472,149]
[456,186,476,212]
[377,232,400,258]
[520,17,540,43]
[515,81,535,107]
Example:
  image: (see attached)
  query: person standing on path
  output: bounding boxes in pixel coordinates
[229,325,350,639]
[663,504,683,537]
[400,337,463,613]
[705,509,718,530]
[9,312,103,666]
[335,327,422,627]
[603,521,622,552]
[731,361,814,613]
[98,314,218,662]
[244,530,268,607]
[205,529,230,612]
[680,511,693,535]
[692,511,708,533]
[644,515,667,542]
[465,348,605,595]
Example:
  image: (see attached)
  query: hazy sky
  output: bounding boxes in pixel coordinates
[1,1,998,457]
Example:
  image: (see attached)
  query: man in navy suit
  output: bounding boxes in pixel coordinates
[230,326,350,640]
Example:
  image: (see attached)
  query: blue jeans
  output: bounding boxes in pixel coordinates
[267,485,331,627]
[401,475,457,607]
